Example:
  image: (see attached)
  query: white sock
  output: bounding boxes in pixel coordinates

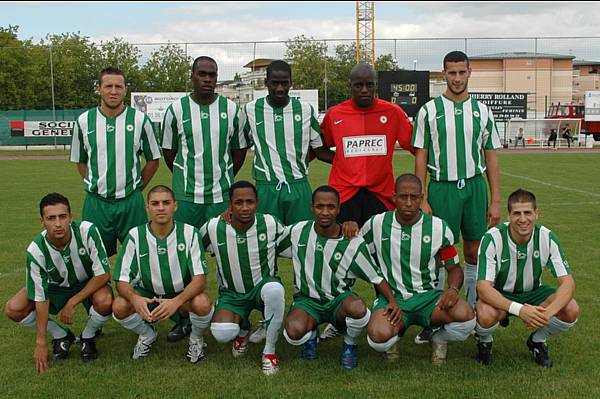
[432,317,476,344]
[260,282,285,355]
[367,334,398,352]
[114,313,155,338]
[210,322,240,343]
[475,321,499,343]
[532,316,577,343]
[464,263,478,307]
[81,306,110,339]
[344,309,371,345]
[190,306,214,340]
[19,310,67,339]
[284,329,316,346]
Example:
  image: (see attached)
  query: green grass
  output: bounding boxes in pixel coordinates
[1,152,599,398]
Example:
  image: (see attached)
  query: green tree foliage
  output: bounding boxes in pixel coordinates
[140,43,191,92]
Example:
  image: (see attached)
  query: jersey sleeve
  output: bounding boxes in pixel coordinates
[482,105,502,150]
[188,228,208,276]
[276,225,293,258]
[308,105,325,149]
[141,114,162,161]
[477,232,498,282]
[439,221,459,267]
[411,105,430,149]
[348,242,384,285]
[231,104,250,150]
[546,231,570,278]
[86,223,110,276]
[320,110,335,148]
[198,221,214,253]
[241,105,254,147]
[395,106,416,154]
[113,234,139,284]
[160,104,179,151]
[70,117,87,163]
[359,217,376,258]
[25,251,48,302]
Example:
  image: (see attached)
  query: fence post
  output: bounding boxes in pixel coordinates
[49,45,57,148]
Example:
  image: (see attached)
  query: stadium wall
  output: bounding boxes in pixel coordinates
[0,109,86,146]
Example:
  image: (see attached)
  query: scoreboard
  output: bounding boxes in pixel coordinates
[377,71,430,118]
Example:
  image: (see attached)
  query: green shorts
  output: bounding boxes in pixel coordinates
[372,290,443,329]
[256,178,312,225]
[215,276,283,321]
[82,190,147,256]
[428,174,489,243]
[134,286,187,324]
[47,282,92,315]
[289,291,355,332]
[174,199,229,228]
[501,285,556,306]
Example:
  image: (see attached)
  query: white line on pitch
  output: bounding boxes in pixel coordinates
[502,172,600,198]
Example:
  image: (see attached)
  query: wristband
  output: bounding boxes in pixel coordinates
[508,301,523,316]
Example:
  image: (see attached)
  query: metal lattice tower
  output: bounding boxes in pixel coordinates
[356,1,375,65]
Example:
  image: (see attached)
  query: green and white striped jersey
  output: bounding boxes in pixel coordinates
[199,213,285,293]
[477,223,570,294]
[243,97,324,183]
[114,221,208,296]
[161,94,249,204]
[412,95,502,181]
[26,221,110,302]
[361,211,459,300]
[278,221,383,301]
[70,106,162,199]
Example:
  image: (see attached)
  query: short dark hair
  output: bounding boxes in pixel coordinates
[40,193,71,217]
[443,51,469,69]
[229,180,257,200]
[266,60,292,81]
[507,189,537,211]
[192,56,217,74]
[312,185,340,204]
[98,66,126,86]
[395,173,422,192]
[147,185,175,201]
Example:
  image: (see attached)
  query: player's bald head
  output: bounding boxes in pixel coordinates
[395,173,422,192]
[350,63,377,83]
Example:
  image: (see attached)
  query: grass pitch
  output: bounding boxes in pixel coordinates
[0,151,599,398]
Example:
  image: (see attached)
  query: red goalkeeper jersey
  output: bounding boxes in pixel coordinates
[321,98,415,209]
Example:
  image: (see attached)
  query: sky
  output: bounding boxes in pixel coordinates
[2,1,599,79]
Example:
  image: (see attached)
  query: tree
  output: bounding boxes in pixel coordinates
[285,35,327,110]
[140,43,191,92]
[94,38,142,101]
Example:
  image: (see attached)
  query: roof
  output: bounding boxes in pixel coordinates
[470,52,575,60]
[573,59,600,66]
[243,58,276,68]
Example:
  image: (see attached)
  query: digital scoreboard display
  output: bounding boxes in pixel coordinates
[378,71,430,118]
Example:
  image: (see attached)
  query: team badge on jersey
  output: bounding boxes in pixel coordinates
[79,248,86,256]
[126,125,134,132]
[177,243,185,252]
[220,112,227,119]
[201,112,209,119]
[423,235,431,244]
[401,232,411,241]
[533,250,540,258]
[258,233,266,242]
[294,114,302,122]
[334,252,342,261]
[274,115,283,122]
[101,258,109,266]
[379,115,388,124]
[473,111,480,118]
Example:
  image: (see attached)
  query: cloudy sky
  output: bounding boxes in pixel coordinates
[2,2,599,78]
